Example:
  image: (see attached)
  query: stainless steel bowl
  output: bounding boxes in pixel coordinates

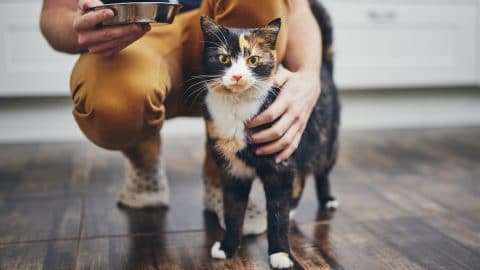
[87,2,183,26]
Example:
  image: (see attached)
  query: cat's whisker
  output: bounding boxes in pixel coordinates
[185,79,218,91]
[188,74,218,79]
[186,78,219,91]
[214,29,231,51]
[208,30,229,51]
[184,76,219,85]
[187,74,219,79]
[214,28,229,46]
[201,40,226,49]
[165,75,217,101]
[218,31,229,48]
[184,82,211,99]
[186,89,206,105]
[185,83,217,98]
[183,78,224,102]
[182,79,220,105]
[182,88,207,106]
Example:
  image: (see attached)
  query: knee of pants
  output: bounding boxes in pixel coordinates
[72,80,166,150]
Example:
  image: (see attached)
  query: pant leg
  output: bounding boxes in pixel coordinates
[70,10,197,158]
[71,11,198,166]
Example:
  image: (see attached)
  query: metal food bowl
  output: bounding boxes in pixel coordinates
[87,2,183,26]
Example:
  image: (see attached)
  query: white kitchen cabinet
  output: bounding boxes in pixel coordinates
[323,0,478,89]
[478,0,480,85]
[0,0,479,96]
[0,1,77,96]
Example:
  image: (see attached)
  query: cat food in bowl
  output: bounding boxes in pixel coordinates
[87,2,182,26]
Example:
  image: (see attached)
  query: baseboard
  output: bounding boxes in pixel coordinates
[0,87,479,143]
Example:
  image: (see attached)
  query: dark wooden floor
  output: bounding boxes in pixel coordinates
[0,128,479,270]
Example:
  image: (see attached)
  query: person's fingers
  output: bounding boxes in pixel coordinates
[246,95,289,128]
[79,0,104,11]
[88,28,147,54]
[275,131,302,163]
[74,9,114,32]
[251,113,296,144]
[256,122,300,156]
[273,66,292,88]
[78,24,145,48]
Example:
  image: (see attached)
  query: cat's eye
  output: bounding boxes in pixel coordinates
[218,55,231,65]
[246,56,260,67]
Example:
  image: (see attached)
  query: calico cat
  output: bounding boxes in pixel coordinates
[199,2,339,268]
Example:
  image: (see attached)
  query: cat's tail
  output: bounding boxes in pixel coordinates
[309,0,334,74]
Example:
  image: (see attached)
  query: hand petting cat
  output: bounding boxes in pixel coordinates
[245,0,323,163]
[246,67,321,163]
[73,0,151,56]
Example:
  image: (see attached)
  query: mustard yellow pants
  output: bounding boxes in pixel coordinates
[70,0,289,183]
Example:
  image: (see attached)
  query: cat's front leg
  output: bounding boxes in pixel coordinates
[262,171,295,269]
[211,176,253,259]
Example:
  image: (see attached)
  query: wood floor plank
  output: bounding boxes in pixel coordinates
[422,214,480,250]
[0,170,19,202]
[76,237,157,270]
[0,240,76,270]
[0,198,82,244]
[457,210,480,233]
[76,233,278,270]
[338,138,480,216]
[82,193,212,238]
[293,212,426,270]
[7,143,91,200]
[0,144,36,174]
[1,127,480,269]
[360,217,480,270]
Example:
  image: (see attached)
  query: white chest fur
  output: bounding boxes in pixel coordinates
[205,90,268,178]
[206,92,264,143]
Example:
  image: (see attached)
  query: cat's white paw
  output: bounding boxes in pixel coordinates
[269,252,293,269]
[210,242,227,260]
[325,199,339,210]
[289,209,297,220]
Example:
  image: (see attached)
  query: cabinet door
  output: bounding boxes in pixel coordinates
[0,2,78,96]
[322,0,477,89]
[478,0,480,86]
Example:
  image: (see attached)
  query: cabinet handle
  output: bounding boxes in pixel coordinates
[367,10,397,21]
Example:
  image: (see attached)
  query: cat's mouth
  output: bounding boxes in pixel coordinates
[208,81,256,95]
[224,83,251,93]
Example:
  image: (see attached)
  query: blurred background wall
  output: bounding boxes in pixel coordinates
[1,0,480,142]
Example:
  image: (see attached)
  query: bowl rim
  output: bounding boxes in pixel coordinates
[88,2,183,11]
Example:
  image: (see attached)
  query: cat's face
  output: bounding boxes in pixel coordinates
[200,16,281,95]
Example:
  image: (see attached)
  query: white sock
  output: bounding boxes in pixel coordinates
[203,177,267,235]
[118,155,170,208]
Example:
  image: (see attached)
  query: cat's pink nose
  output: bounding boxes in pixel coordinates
[232,75,242,82]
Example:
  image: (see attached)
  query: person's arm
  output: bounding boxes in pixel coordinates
[40,0,150,55]
[283,0,322,73]
[40,0,80,53]
[246,0,322,163]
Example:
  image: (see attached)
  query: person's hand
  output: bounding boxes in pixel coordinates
[246,66,321,163]
[73,0,151,56]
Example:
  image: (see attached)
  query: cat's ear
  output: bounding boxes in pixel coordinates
[200,16,222,41]
[254,18,282,49]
